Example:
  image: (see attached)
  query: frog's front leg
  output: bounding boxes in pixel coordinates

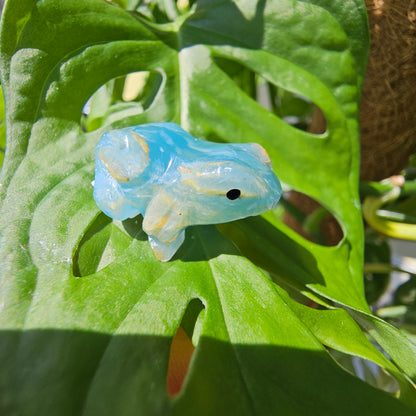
[143,190,187,261]
[148,231,185,262]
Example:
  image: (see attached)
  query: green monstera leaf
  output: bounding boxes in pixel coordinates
[1,0,416,414]
[0,85,5,168]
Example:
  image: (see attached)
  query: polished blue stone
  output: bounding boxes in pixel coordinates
[94,122,282,261]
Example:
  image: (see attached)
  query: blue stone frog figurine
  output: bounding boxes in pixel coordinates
[93,123,282,261]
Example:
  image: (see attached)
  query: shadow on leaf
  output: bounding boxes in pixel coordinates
[0,329,413,416]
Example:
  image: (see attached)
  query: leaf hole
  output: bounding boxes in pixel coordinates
[167,298,205,397]
[279,190,344,247]
[257,79,327,134]
[73,213,132,277]
[213,56,327,135]
[81,71,163,132]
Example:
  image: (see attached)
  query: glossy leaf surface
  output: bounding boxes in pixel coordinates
[0,85,5,168]
[1,0,415,414]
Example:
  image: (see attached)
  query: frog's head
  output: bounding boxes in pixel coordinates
[176,142,282,224]
[142,141,282,261]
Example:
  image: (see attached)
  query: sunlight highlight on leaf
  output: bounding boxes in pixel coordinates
[1,0,416,414]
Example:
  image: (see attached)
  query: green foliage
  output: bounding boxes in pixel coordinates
[0,0,415,414]
[0,85,5,168]
[361,163,416,349]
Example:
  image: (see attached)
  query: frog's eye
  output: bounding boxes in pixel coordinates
[226,189,241,200]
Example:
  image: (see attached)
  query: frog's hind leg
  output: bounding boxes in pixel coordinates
[148,230,185,262]
[93,129,150,220]
[97,129,150,183]
[93,163,142,220]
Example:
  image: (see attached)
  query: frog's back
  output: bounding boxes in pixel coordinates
[94,123,203,220]
[127,123,205,163]
[94,122,282,261]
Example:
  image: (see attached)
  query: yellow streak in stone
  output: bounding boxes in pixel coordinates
[131,131,150,154]
[108,198,125,211]
[178,166,192,174]
[97,148,130,182]
[154,249,165,261]
[151,214,169,230]
[250,143,272,167]
[160,192,176,207]
[165,234,179,245]
[178,166,202,176]
[256,144,271,165]
[182,179,259,198]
